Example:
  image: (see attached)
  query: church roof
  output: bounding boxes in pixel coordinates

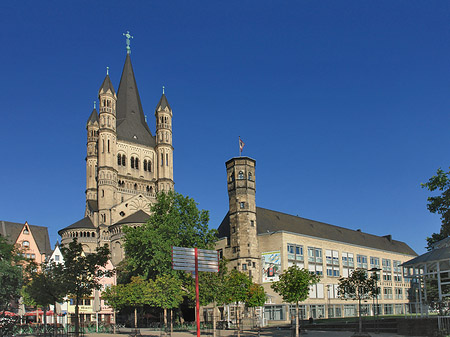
[86,108,99,126]
[217,207,417,256]
[156,93,171,111]
[114,210,150,226]
[0,220,52,256]
[116,54,155,147]
[58,217,95,235]
[99,74,116,95]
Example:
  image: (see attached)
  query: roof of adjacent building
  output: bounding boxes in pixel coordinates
[403,237,450,266]
[217,207,417,256]
[0,220,52,256]
[114,210,150,226]
[58,217,95,235]
[156,93,171,111]
[116,54,155,147]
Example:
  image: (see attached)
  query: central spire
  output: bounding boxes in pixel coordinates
[116,51,155,147]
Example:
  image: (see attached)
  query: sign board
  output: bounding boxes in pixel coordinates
[172,246,219,337]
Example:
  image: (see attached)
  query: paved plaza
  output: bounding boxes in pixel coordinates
[85,328,422,337]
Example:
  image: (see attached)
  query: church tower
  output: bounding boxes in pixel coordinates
[155,88,174,192]
[226,157,260,281]
[86,103,99,204]
[97,71,118,227]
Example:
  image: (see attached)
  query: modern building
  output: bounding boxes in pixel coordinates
[58,35,173,265]
[0,220,52,264]
[216,157,418,322]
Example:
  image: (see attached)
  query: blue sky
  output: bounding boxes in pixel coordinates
[1,1,449,255]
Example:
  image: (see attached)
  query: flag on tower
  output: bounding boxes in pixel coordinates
[239,137,245,156]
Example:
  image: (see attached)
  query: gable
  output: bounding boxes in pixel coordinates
[111,194,153,225]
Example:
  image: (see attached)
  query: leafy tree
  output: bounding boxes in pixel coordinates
[0,235,23,312]
[23,261,66,336]
[338,268,376,335]
[123,276,149,329]
[123,191,217,280]
[245,283,267,330]
[421,167,450,250]
[223,270,252,337]
[198,260,228,337]
[149,273,184,332]
[60,239,110,337]
[271,265,320,337]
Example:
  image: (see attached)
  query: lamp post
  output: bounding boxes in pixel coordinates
[369,267,381,333]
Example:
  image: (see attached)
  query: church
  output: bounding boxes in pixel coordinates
[59,34,173,266]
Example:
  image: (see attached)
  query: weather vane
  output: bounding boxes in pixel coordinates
[123,31,134,54]
[162,85,165,94]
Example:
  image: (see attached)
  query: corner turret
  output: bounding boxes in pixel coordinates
[155,87,174,192]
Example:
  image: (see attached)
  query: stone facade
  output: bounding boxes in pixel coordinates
[216,157,417,322]
[59,48,174,266]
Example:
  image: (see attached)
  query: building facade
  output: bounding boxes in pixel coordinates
[58,41,173,265]
[216,157,418,322]
[0,220,52,265]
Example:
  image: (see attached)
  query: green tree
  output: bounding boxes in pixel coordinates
[124,276,149,329]
[0,235,23,312]
[101,283,127,333]
[271,265,320,337]
[23,261,66,336]
[223,270,252,337]
[149,273,184,332]
[198,260,228,337]
[245,283,267,330]
[60,239,110,337]
[421,167,450,250]
[123,191,217,280]
[338,268,376,335]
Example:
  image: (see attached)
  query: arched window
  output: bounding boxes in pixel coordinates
[107,140,110,153]
[238,171,244,180]
[118,154,121,166]
[22,241,30,248]
[122,155,126,166]
[135,158,139,170]
[143,160,147,172]
[131,157,135,169]
[92,232,95,238]
[134,183,137,190]
[148,160,152,172]
[248,172,253,181]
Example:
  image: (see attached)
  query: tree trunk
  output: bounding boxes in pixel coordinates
[170,309,173,335]
[75,297,80,337]
[236,303,240,337]
[164,308,167,334]
[54,302,58,337]
[212,303,216,337]
[134,307,137,329]
[113,310,116,334]
[358,298,362,333]
[43,307,47,335]
[295,301,299,337]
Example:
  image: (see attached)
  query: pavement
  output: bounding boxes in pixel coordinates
[83,328,423,337]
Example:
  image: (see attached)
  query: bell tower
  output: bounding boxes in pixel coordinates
[155,87,174,192]
[86,102,99,205]
[97,69,118,226]
[226,157,260,281]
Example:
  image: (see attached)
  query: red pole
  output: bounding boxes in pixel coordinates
[195,248,200,337]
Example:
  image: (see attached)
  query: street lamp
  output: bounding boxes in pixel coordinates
[369,267,381,333]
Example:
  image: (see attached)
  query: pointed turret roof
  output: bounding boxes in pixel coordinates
[99,74,116,95]
[86,108,99,126]
[156,93,171,111]
[116,54,155,147]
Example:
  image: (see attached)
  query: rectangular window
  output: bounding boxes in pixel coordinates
[370,256,380,269]
[166,153,169,166]
[287,244,304,263]
[240,202,245,209]
[383,287,393,300]
[382,258,392,272]
[161,153,164,166]
[395,288,403,300]
[383,304,393,315]
[357,255,368,269]
[242,264,247,270]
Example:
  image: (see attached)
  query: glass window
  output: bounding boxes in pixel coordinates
[22,241,30,248]
[238,171,244,179]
